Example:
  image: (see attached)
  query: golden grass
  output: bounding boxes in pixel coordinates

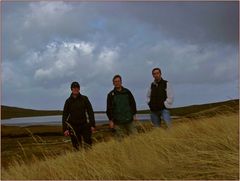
[2,113,239,180]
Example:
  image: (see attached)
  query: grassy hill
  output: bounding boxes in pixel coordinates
[1,99,239,119]
[138,99,239,116]
[170,99,239,118]
[1,113,239,180]
[1,99,239,179]
[1,106,62,120]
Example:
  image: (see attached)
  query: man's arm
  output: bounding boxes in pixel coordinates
[106,93,115,128]
[164,82,174,108]
[62,99,70,133]
[146,86,151,105]
[128,91,137,115]
[85,96,95,128]
[106,93,113,121]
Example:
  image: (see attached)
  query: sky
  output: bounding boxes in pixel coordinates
[2,1,239,111]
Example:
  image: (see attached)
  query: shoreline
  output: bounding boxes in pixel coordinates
[1,112,150,120]
[1,99,238,120]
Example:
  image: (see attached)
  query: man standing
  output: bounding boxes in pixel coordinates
[106,75,137,138]
[147,68,174,127]
[62,81,95,150]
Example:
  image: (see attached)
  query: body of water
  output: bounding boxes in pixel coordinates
[1,113,151,127]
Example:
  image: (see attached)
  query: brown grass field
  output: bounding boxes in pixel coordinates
[1,99,239,180]
[1,113,239,179]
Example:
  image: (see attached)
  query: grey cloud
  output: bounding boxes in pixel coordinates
[2,1,238,110]
[109,1,239,45]
[4,1,238,61]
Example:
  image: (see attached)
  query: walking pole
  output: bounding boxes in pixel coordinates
[65,114,80,148]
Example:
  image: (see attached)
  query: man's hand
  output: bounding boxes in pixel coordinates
[109,120,114,128]
[91,127,96,133]
[64,130,70,136]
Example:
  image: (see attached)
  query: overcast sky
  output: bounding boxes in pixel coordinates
[2,1,239,111]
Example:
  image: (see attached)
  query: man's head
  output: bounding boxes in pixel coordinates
[112,74,122,89]
[70,81,80,95]
[152,67,162,81]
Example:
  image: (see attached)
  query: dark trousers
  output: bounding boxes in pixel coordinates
[69,123,92,150]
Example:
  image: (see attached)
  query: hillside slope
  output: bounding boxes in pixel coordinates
[1,106,62,119]
[2,113,238,180]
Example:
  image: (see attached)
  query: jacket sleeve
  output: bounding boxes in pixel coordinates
[164,82,174,108]
[146,85,151,105]
[85,96,95,127]
[106,93,113,120]
[128,91,137,115]
[62,99,70,133]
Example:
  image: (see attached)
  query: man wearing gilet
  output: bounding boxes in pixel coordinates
[147,68,174,127]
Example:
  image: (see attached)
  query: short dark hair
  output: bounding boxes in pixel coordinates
[112,74,122,82]
[152,67,161,74]
[71,81,80,89]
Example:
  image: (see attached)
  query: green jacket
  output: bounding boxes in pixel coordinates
[106,87,137,124]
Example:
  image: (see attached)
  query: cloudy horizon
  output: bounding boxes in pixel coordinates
[2,1,239,111]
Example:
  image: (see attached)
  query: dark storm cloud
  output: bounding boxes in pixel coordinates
[2,1,238,110]
[119,1,238,45]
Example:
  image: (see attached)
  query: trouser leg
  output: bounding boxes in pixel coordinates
[161,109,171,128]
[70,127,82,150]
[125,122,137,135]
[114,124,126,141]
[114,122,137,140]
[81,123,92,149]
[150,111,161,127]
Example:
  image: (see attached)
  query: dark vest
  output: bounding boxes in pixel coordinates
[149,79,167,111]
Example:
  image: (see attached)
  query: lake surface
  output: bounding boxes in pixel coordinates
[1,113,151,127]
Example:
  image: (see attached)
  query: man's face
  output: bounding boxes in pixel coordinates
[152,70,161,81]
[71,87,80,95]
[113,77,122,89]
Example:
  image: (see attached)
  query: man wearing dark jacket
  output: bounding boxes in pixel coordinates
[147,68,174,128]
[62,81,95,150]
[106,75,137,138]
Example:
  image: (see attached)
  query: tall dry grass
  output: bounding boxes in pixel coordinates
[1,113,239,180]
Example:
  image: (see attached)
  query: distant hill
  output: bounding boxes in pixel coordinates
[1,99,239,120]
[139,99,239,116]
[170,99,239,118]
[1,106,62,120]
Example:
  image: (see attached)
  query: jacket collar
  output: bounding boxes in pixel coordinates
[113,86,126,93]
[70,93,81,99]
[153,78,164,85]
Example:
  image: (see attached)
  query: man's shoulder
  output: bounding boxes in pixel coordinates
[80,95,89,101]
[122,87,131,93]
[152,79,168,83]
[80,94,87,98]
[164,80,170,87]
[163,79,168,83]
[65,96,72,102]
[150,79,168,88]
[107,87,132,96]
[107,90,115,97]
